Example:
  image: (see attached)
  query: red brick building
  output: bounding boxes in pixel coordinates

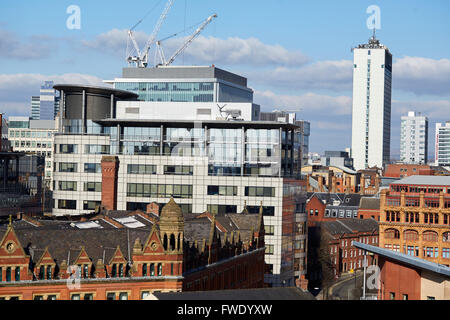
[322,219,379,276]
[0,199,265,300]
[384,164,434,178]
[353,242,450,300]
[357,197,381,221]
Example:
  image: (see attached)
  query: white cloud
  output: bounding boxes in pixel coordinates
[82,29,309,67]
[254,90,352,115]
[393,56,450,96]
[0,29,56,60]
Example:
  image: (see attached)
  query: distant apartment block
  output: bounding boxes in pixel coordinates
[400,111,428,164]
[435,122,450,167]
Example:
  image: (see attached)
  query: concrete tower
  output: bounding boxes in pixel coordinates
[351,32,392,170]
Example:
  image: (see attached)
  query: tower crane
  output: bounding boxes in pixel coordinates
[126,0,175,68]
[155,13,217,67]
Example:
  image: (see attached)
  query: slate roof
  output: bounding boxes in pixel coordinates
[321,218,378,236]
[151,287,316,300]
[359,197,380,210]
[391,175,450,186]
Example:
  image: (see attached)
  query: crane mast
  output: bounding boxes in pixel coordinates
[126,0,175,68]
[157,13,217,67]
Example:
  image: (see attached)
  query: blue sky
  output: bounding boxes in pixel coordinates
[1,0,449,159]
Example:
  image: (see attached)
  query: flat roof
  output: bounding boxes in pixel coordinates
[352,241,450,277]
[121,65,248,87]
[391,175,450,186]
[53,84,138,99]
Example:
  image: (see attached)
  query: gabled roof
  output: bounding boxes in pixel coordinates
[359,197,380,210]
[352,242,450,278]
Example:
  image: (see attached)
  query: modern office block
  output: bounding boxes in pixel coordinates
[435,122,450,167]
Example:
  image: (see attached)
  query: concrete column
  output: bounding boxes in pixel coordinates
[290,130,294,177]
[81,89,86,134]
[241,126,245,176]
[110,94,115,119]
[59,90,64,133]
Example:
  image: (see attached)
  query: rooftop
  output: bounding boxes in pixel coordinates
[352,241,450,278]
[391,175,450,186]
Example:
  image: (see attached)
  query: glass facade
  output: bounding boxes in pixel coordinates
[115,82,214,102]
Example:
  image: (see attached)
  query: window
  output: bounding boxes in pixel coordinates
[127,183,193,199]
[119,292,128,300]
[244,186,275,197]
[390,292,395,300]
[207,204,237,215]
[58,199,77,210]
[83,200,101,211]
[402,294,408,300]
[59,162,77,172]
[71,294,81,300]
[59,144,77,154]
[443,248,450,259]
[265,244,274,255]
[164,165,193,175]
[325,209,330,217]
[427,296,435,300]
[83,182,101,192]
[157,263,162,276]
[142,263,147,276]
[84,144,110,154]
[84,293,93,300]
[111,264,117,278]
[264,225,275,236]
[46,265,52,280]
[150,264,155,276]
[84,163,101,173]
[127,164,157,175]
[141,291,151,300]
[15,267,20,281]
[58,181,77,191]
[207,185,237,196]
[106,293,115,300]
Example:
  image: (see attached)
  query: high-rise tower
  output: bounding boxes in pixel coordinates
[351,32,392,170]
[400,111,428,164]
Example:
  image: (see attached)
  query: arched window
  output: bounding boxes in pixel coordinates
[443,232,450,243]
[150,263,155,276]
[404,230,419,241]
[423,231,438,242]
[163,234,168,250]
[119,264,124,277]
[385,228,400,239]
[142,263,147,277]
[170,234,176,251]
[111,264,117,277]
[83,265,89,279]
[157,263,162,276]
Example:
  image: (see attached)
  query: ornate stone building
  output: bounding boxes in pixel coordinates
[379,176,450,266]
[0,198,265,300]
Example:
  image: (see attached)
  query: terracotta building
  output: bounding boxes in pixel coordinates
[379,176,450,267]
[0,199,265,300]
[354,242,450,300]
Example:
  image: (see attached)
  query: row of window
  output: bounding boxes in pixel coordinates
[9,130,53,138]
[12,140,52,149]
[56,181,101,192]
[57,199,101,210]
[386,212,450,225]
[385,244,450,259]
[0,266,21,282]
[323,208,358,218]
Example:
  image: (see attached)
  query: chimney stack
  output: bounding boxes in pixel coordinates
[101,156,120,211]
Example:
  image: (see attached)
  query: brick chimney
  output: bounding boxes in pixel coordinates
[360,175,365,195]
[101,156,119,211]
[146,202,160,216]
[318,176,323,192]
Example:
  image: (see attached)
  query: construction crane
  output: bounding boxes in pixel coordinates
[126,0,175,68]
[155,13,217,67]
